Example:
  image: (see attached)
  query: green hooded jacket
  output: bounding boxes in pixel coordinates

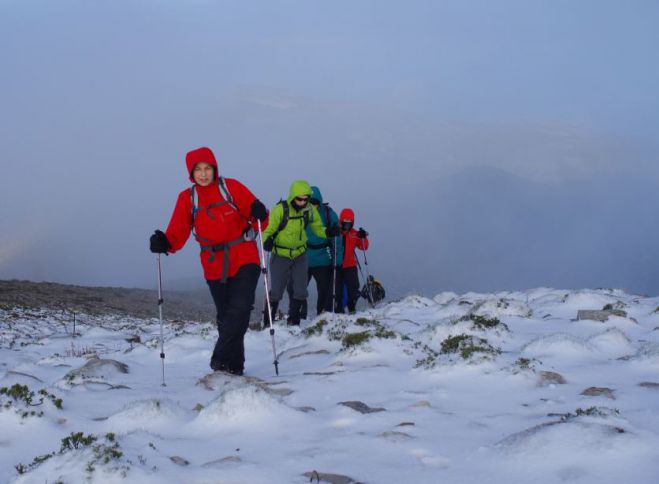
[262,180,327,259]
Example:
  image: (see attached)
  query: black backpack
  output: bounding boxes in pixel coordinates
[361,275,386,305]
[269,199,310,243]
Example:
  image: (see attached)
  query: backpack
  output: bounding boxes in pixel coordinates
[361,275,386,305]
[190,176,237,229]
[189,177,253,282]
[269,199,310,243]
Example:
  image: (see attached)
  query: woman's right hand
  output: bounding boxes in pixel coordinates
[150,230,171,253]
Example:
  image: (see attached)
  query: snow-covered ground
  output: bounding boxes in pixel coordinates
[2,288,659,483]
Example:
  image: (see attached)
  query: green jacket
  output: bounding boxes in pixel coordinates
[263,180,327,259]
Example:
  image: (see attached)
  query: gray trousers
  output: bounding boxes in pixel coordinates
[269,252,308,302]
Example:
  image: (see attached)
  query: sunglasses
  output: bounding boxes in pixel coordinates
[294,196,310,203]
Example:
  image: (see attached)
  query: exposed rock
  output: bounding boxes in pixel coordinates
[303,470,362,484]
[296,406,317,413]
[267,386,294,396]
[396,421,415,427]
[497,420,624,449]
[581,387,615,399]
[66,380,131,391]
[303,371,341,376]
[170,455,190,466]
[65,358,129,380]
[124,335,141,350]
[1,370,44,383]
[538,371,567,386]
[260,380,288,386]
[379,431,413,441]
[289,349,331,359]
[193,403,204,412]
[202,456,241,467]
[576,309,627,322]
[638,381,659,390]
[471,298,532,318]
[197,372,294,397]
[197,372,260,390]
[338,401,385,414]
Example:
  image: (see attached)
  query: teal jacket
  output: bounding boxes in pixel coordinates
[307,186,343,267]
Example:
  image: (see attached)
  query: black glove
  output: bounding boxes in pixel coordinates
[263,237,274,252]
[250,199,268,221]
[357,228,368,239]
[150,230,171,253]
[325,224,341,238]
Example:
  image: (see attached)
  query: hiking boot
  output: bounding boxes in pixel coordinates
[288,298,304,326]
[210,360,243,376]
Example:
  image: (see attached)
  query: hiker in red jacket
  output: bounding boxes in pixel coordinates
[335,208,369,314]
[149,147,268,376]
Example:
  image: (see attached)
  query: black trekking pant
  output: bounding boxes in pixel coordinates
[207,264,260,374]
[286,265,334,318]
[335,266,360,313]
[311,265,334,315]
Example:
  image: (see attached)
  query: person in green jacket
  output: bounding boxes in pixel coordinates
[261,180,340,326]
[285,185,343,320]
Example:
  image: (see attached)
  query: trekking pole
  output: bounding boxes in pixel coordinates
[257,219,279,376]
[331,235,338,316]
[355,257,369,307]
[156,254,166,386]
[360,249,376,308]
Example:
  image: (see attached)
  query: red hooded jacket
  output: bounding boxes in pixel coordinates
[339,208,369,269]
[164,147,262,281]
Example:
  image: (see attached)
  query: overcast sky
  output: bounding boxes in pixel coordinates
[2,0,659,297]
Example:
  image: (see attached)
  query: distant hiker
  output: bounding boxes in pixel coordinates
[285,186,343,319]
[149,147,268,376]
[335,208,369,314]
[261,180,340,327]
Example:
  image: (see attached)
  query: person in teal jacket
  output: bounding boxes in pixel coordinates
[261,180,340,326]
[286,186,342,318]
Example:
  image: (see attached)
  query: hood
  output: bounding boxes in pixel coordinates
[339,208,355,223]
[186,147,218,183]
[287,180,313,202]
[310,186,323,204]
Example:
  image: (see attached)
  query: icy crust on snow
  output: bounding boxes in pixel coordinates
[2,288,659,483]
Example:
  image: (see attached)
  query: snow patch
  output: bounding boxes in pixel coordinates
[587,328,634,357]
[521,333,595,359]
[103,399,192,434]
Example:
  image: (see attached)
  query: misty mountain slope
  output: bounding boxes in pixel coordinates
[370,166,659,295]
[0,279,215,321]
[2,287,659,483]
